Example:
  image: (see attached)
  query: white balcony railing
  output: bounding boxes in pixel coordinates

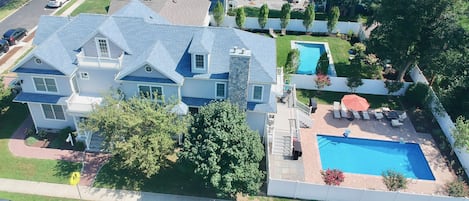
[76,51,124,69]
[66,93,103,114]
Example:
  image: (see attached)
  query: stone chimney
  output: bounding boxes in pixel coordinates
[228,47,251,110]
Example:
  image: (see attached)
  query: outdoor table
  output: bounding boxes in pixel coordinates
[384,111,399,120]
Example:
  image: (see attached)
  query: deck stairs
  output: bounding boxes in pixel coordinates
[294,99,313,128]
[86,133,105,153]
[271,130,292,156]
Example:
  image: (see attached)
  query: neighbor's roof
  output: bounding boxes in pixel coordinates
[108,0,211,26]
[15,0,276,84]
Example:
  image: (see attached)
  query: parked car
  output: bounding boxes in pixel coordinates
[2,28,27,46]
[0,39,9,54]
[47,0,68,8]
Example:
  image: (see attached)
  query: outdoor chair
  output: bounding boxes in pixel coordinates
[333,101,341,119]
[340,102,349,118]
[352,110,361,120]
[362,111,370,120]
[391,119,404,127]
[398,112,407,121]
[374,109,384,120]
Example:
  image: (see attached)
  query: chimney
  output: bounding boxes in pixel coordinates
[228,47,251,110]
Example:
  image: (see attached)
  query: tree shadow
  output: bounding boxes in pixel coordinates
[53,160,82,179]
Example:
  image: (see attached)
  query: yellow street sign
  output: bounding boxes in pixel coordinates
[69,172,80,185]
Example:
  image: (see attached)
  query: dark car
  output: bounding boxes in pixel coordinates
[0,39,8,54]
[3,28,27,46]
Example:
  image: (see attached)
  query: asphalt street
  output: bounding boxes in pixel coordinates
[0,0,57,33]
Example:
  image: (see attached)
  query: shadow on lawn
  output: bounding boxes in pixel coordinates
[53,160,82,180]
[93,157,218,198]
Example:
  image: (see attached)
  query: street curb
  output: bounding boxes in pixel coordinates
[0,0,33,23]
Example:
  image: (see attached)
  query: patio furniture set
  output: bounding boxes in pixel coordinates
[333,101,370,120]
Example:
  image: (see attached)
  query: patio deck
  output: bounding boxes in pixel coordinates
[269,102,456,195]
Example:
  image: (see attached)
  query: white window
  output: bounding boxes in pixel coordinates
[195,55,204,69]
[80,72,89,80]
[252,85,263,101]
[144,64,152,73]
[215,82,226,98]
[138,85,163,101]
[95,38,110,58]
[41,104,65,120]
[34,58,42,64]
[33,77,57,92]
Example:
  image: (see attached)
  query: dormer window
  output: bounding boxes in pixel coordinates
[95,38,110,58]
[195,55,204,69]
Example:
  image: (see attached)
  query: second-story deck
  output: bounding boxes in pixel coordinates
[66,93,103,115]
[76,51,124,69]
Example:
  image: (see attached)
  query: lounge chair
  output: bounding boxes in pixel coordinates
[391,119,404,127]
[352,110,361,119]
[374,109,384,120]
[340,102,348,118]
[362,111,370,120]
[333,101,341,119]
[398,112,407,121]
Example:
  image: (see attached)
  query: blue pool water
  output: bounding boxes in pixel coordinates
[317,135,435,180]
[295,42,326,75]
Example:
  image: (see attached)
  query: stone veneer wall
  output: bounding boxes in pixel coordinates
[228,47,251,110]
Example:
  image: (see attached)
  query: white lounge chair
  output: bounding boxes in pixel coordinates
[333,101,341,119]
[340,102,348,118]
[352,110,361,119]
[374,109,384,120]
[391,119,404,127]
[398,112,407,121]
[362,111,370,120]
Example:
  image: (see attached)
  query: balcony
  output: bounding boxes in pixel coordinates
[76,51,123,69]
[66,93,103,114]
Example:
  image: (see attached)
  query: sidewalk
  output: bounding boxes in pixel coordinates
[0,178,223,201]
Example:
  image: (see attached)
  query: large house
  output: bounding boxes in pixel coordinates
[12,0,279,150]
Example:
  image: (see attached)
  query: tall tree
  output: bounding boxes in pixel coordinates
[258,4,269,29]
[453,116,469,151]
[327,6,340,33]
[236,7,246,29]
[367,0,455,81]
[302,4,315,33]
[0,77,12,111]
[213,1,225,27]
[280,3,291,33]
[80,95,189,178]
[180,101,265,198]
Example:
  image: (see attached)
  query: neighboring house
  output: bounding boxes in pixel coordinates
[108,0,212,26]
[12,0,278,150]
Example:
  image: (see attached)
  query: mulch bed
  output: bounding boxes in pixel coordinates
[27,133,77,151]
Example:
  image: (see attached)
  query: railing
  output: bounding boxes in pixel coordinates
[76,51,123,69]
[266,114,275,154]
[84,130,92,149]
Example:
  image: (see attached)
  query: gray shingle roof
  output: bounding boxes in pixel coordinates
[112,0,170,25]
[19,0,276,84]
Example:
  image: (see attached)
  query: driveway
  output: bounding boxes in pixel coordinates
[0,0,56,33]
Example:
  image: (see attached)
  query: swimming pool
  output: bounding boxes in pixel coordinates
[317,135,435,180]
[295,42,326,75]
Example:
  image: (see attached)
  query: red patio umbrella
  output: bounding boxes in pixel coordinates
[341,94,370,111]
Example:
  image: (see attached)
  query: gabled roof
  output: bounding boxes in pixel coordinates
[98,17,132,54]
[188,28,214,53]
[112,0,170,25]
[34,16,70,45]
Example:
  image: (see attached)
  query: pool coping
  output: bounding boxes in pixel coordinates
[290,40,337,76]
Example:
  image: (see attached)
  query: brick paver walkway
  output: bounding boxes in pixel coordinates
[8,116,111,186]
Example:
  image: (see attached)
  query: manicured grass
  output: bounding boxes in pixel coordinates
[54,0,78,16]
[94,157,217,198]
[276,35,352,75]
[0,0,29,21]
[0,102,81,184]
[0,191,79,201]
[24,135,39,146]
[70,0,110,16]
[296,89,402,110]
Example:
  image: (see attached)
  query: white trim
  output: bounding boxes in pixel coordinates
[119,79,179,86]
[40,104,67,121]
[27,103,39,132]
[32,76,59,94]
[137,84,164,102]
[252,85,264,102]
[79,72,89,80]
[215,82,227,98]
[95,37,111,58]
[71,74,81,93]
[144,64,153,73]
[34,57,42,64]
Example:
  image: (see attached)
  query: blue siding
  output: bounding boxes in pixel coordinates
[14,92,66,104]
[14,68,64,75]
[121,76,176,84]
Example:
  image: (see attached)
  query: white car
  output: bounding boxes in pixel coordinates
[47,0,68,8]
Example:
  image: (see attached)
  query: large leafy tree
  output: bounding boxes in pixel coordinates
[367,0,455,81]
[180,101,265,198]
[302,4,315,33]
[280,3,291,31]
[213,1,225,26]
[80,95,189,178]
[0,77,12,112]
[236,7,246,29]
[453,116,469,151]
[258,4,269,29]
[327,6,340,34]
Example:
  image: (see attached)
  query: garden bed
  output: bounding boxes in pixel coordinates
[25,129,85,151]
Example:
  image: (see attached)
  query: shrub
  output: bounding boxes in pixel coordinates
[314,74,331,90]
[316,53,329,74]
[321,169,345,186]
[404,82,431,108]
[37,130,48,140]
[446,180,468,197]
[382,170,408,191]
[284,49,300,75]
[25,136,39,146]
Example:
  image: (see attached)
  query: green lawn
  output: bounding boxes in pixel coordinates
[276,35,352,75]
[0,102,81,184]
[296,89,402,110]
[54,0,79,16]
[70,0,110,16]
[0,191,79,201]
[0,0,29,21]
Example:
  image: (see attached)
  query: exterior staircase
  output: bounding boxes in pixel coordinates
[294,99,314,128]
[86,133,105,152]
[271,130,292,156]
